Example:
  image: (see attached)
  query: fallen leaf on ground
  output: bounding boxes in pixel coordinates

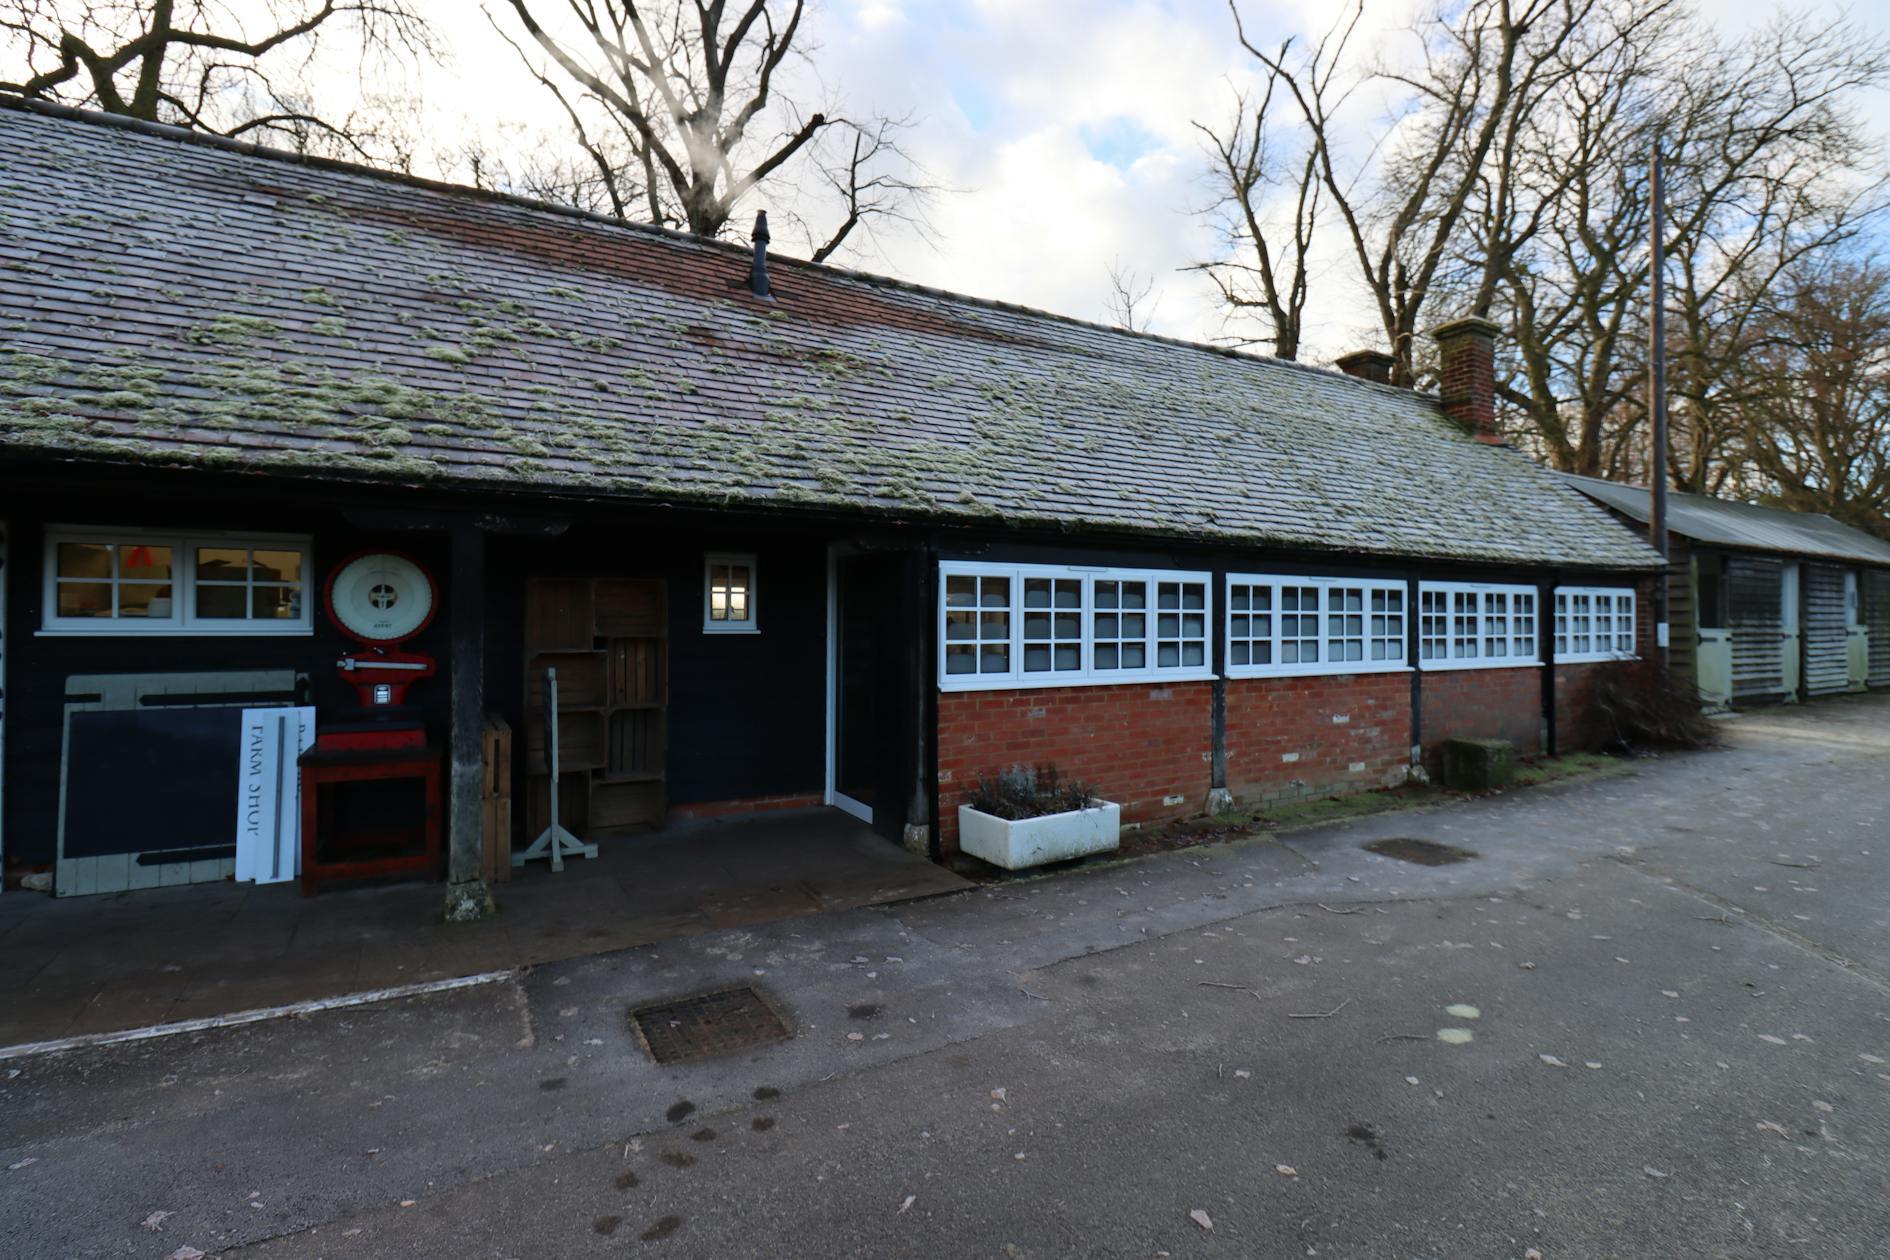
[167,1249,206,1260]
[141,1211,173,1231]
[898,1195,915,1214]
[1539,1055,1569,1068]
[1190,1209,1213,1231]
[1758,1035,1788,1046]
[990,1088,1007,1103]
[6,1158,37,1171]
[1644,1166,1668,1179]
[1756,1121,1792,1139]
[1275,1164,1298,1177]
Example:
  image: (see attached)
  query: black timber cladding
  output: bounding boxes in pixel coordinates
[1870,571,1890,689]
[1803,564,1850,697]
[0,99,1659,572]
[1726,555,1784,701]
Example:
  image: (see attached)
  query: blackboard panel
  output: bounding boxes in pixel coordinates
[65,709,243,857]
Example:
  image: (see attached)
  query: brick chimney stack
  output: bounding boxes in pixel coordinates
[1335,349,1395,384]
[1431,317,1504,444]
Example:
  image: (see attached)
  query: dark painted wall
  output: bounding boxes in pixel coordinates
[1,473,840,868]
[490,515,830,807]
[0,490,449,866]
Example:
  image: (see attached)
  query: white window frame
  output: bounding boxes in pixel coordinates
[1417,581,1540,670]
[1553,585,1637,663]
[1225,573,1411,679]
[702,551,759,634]
[40,526,313,636]
[938,561,1214,692]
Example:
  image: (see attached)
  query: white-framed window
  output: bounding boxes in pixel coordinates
[940,562,1212,691]
[41,527,312,635]
[1418,581,1539,668]
[1226,574,1409,678]
[1553,586,1636,662]
[703,552,758,633]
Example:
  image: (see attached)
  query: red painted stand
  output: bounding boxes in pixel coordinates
[299,743,442,896]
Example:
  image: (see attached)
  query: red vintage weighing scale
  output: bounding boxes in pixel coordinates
[298,550,443,893]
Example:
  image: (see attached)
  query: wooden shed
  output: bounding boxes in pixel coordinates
[1563,476,1890,706]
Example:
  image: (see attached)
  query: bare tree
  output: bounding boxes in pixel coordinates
[1657,12,1889,493]
[1733,257,1890,537]
[1229,0,1592,385]
[1192,72,1319,357]
[0,0,432,160]
[1103,256,1157,333]
[496,0,929,259]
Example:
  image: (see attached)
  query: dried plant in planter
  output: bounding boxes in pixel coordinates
[967,764,1096,821]
[1594,672,1720,750]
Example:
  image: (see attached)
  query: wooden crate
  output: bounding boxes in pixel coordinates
[481,715,514,883]
[481,795,513,884]
[482,714,513,799]
[591,779,663,831]
[525,580,596,651]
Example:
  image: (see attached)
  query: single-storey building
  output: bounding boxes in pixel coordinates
[0,99,1662,910]
[1562,475,1890,706]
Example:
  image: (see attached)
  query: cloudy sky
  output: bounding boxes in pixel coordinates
[390,0,1882,360]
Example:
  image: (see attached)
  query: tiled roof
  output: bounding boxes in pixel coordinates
[0,100,1660,570]
[1563,474,1890,568]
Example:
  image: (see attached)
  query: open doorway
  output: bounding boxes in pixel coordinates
[826,550,914,844]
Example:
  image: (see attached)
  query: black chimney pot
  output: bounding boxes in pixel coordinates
[750,210,771,299]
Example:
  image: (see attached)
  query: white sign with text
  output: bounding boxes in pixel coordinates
[235,707,316,884]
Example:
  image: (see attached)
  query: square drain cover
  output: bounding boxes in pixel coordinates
[629,985,793,1064]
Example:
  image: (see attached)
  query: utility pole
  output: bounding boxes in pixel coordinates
[1649,133,1671,668]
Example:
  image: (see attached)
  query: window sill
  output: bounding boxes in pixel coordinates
[1417,659,1544,673]
[1226,663,1413,681]
[702,624,761,635]
[1553,654,1641,666]
[938,670,1218,694]
[37,625,314,638]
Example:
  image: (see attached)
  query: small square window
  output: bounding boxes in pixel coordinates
[704,552,758,633]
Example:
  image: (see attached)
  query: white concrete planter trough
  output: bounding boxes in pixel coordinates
[958,799,1122,870]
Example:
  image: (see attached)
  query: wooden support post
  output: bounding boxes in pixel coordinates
[444,523,492,922]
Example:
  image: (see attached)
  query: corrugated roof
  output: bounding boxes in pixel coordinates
[0,99,1661,570]
[1561,474,1890,568]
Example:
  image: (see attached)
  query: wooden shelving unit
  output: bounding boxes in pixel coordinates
[523,578,667,839]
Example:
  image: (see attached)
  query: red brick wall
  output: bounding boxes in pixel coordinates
[936,682,1213,854]
[1419,665,1544,764]
[669,792,822,822]
[1224,673,1412,804]
[1554,576,1663,750]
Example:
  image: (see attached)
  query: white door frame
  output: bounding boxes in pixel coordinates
[824,546,871,823]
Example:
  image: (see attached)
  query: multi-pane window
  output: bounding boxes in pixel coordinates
[43,529,311,634]
[1092,577,1149,673]
[1553,587,1636,662]
[939,563,1213,689]
[1226,575,1407,677]
[1417,582,1538,667]
[703,552,757,632]
[943,572,1013,677]
[1155,580,1209,669]
[1021,576,1083,673]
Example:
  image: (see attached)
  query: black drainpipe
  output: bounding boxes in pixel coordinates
[1210,563,1228,803]
[1407,570,1423,773]
[1540,573,1559,756]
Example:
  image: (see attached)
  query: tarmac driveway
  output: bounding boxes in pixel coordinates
[2,693,1886,1259]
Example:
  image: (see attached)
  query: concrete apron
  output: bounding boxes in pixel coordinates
[0,807,971,1055]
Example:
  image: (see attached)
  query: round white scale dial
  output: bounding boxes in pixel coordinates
[328,552,435,643]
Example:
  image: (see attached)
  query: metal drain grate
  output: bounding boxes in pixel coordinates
[629,985,793,1064]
